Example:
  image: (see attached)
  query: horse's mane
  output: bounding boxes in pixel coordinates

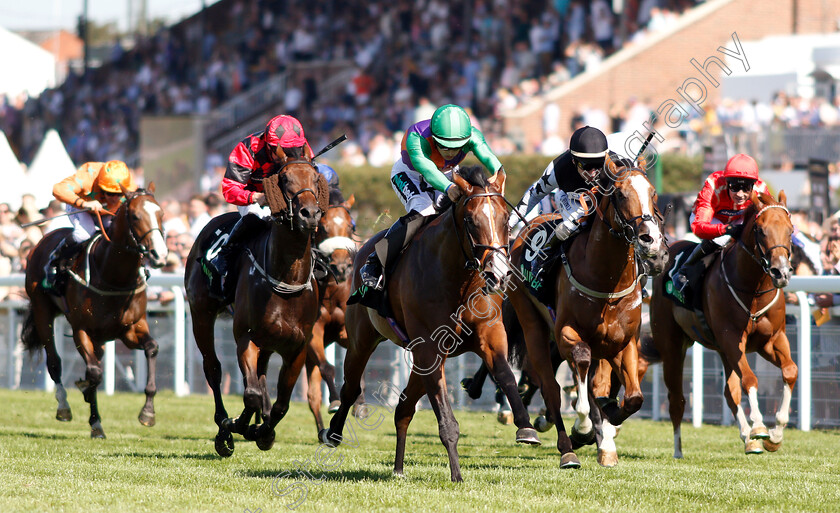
[457,165,490,188]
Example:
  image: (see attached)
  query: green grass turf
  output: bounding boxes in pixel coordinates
[0,388,838,513]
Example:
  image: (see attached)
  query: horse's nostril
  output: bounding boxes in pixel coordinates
[639,233,653,245]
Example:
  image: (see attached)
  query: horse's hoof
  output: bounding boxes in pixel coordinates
[221,417,235,432]
[749,425,770,440]
[256,430,276,451]
[215,430,234,457]
[244,424,260,441]
[597,449,618,467]
[570,426,596,448]
[328,401,341,414]
[318,429,339,448]
[393,470,406,479]
[515,427,541,445]
[75,379,89,392]
[560,452,581,469]
[745,439,764,454]
[763,439,782,452]
[534,415,554,433]
[352,404,371,419]
[56,408,72,422]
[90,427,106,439]
[138,411,156,427]
[497,411,514,425]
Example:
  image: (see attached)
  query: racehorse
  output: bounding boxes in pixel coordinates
[643,190,795,456]
[320,166,541,482]
[21,184,168,438]
[305,191,362,432]
[508,162,668,468]
[185,150,329,457]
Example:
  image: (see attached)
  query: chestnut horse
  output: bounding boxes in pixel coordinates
[320,166,541,482]
[21,184,168,438]
[305,191,361,432]
[185,152,329,456]
[644,191,795,456]
[508,164,668,468]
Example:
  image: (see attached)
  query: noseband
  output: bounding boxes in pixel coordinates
[112,193,162,258]
[269,158,322,227]
[452,192,511,271]
[588,185,666,247]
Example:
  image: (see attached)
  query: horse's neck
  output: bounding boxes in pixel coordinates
[94,232,142,285]
[723,239,774,292]
[266,223,312,282]
[575,214,636,288]
[421,211,475,292]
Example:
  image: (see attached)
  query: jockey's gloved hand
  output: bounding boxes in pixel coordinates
[84,200,106,213]
[725,223,744,238]
[446,183,463,202]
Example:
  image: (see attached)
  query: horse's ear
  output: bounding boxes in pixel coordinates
[146,182,155,194]
[778,190,787,206]
[452,171,473,194]
[749,190,761,208]
[345,194,355,208]
[489,168,506,195]
[119,183,129,196]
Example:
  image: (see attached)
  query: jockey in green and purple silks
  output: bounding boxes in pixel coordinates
[359,104,503,290]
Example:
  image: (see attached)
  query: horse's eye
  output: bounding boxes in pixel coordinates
[131,214,140,221]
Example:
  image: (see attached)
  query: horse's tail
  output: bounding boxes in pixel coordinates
[20,304,44,354]
[503,299,528,368]
[639,331,661,364]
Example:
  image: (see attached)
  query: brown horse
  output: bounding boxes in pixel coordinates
[185,151,329,457]
[320,166,541,482]
[305,192,361,432]
[644,191,795,456]
[21,184,168,438]
[508,164,668,468]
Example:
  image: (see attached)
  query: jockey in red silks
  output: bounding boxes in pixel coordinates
[673,153,769,292]
[208,114,313,296]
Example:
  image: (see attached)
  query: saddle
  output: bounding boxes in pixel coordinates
[663,243,718,342]
[518,222,566,308]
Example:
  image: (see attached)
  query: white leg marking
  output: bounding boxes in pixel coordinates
[770,383,792,444]
[573,372,592,434]
[599,421,617,453]
[747,387,766,428]
[735,405,750,441]
[673,426,683,459]
[56,384,70,410]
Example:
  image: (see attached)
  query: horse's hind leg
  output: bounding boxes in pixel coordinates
[305,350,325,433]
[310,321,341,413]
[193,315,233,456]
[418,359,463,482]
[394,370,425,477]
[597,341,644,426]
[460,362,489,400]
[562,330,595,448]
[31,304,71,421]
[73,329,106,438]
[121,319,158,427]
[758,332,798,452]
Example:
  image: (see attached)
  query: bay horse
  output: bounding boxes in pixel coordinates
[320,166,541,482]
[644,191,795,457]
[305,191,362,432]
[185,151,329,457]
[21,184,168,438]
[508,163,668,468]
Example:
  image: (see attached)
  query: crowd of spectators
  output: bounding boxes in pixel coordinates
[0,0,706,169]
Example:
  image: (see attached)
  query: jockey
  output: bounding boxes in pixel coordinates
[672,153,768,293]
[358,104,503,290]
[45,160,138,294]
[208,114,313,296]
[510,126,616,241]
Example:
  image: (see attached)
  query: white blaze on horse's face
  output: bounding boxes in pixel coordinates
[143,201,168,265]
[628,174,663,254]
[480,198,511,292]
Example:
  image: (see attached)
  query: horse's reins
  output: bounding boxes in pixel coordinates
[451,191,513,271]
[67,234,148,296]
[719,204,791,322]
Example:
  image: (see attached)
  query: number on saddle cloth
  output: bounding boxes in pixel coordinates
[199,217,238,277]
[519,221,564,307]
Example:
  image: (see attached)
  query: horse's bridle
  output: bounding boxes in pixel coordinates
[109,192,162,258]
[268,158,322,227]
[587,185,666,247]
[452,192,512,271]
[732,204,792,277]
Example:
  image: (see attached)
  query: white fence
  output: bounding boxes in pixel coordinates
[1,273,839,430]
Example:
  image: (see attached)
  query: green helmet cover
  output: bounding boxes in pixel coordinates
[431,104,472,148]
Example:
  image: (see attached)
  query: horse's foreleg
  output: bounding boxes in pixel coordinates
[561,326,593,446]
[233,339,261,438]
[758,332,798,451]
[192,315,233,456]
[305,353,325,433]
[121,319,158,427]
[74,330,105,438]
[723,341,769,443]
[476,322,539,445]
[722,361,761,453]
[601,341,644,426]
[394,370,425,477]
[257,346,308,450]
[310,320,339,412]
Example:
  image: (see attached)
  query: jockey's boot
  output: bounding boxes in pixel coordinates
[673,239,719,293]
[43,238,80,296]
[208,214,265,299]
[360,210,426,291]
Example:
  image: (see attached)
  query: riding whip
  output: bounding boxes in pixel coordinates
[313,134,348,160]
[20,208,90,228]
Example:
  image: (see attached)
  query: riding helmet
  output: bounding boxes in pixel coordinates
[97,160,135,193]
[265,115,307,149]
[569,126,608,168]
[723,154,759,180]
[431,104,472,148]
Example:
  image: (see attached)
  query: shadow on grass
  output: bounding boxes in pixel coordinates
[115,451,220,460]
[11,431,82,440]
[240,468,394,482]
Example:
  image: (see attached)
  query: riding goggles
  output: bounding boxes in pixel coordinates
[726,179,755,193]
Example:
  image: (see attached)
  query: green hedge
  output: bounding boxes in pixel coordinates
[337,153,703,236]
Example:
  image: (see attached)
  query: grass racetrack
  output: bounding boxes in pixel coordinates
[1,388,839,513]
